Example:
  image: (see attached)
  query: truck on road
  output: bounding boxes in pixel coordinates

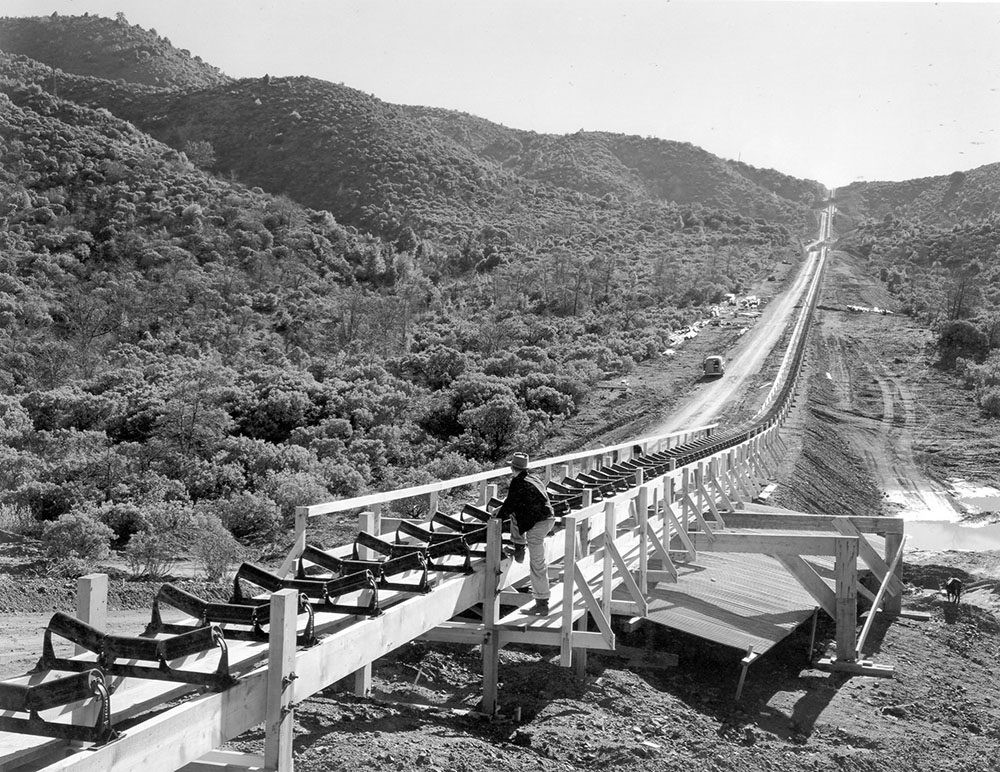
[703,355,725,377]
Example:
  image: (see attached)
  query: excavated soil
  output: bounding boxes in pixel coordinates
[3,250,1000,770]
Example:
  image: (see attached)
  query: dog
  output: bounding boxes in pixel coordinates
[944,577,962,604]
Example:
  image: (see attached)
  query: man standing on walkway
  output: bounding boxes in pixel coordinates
[495,452,556,616]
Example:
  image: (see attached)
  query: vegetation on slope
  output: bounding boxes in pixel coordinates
[0,12,228,88]
[836,167,1000,417]
[0,18,815,562]
[836,163,1000,227]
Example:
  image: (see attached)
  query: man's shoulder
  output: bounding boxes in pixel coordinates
[523,473,549,496]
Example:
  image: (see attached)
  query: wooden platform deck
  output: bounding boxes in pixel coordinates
[634,526,888,657]
[637,552,821,655]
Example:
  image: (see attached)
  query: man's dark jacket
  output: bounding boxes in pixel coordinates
[496,470,555,533]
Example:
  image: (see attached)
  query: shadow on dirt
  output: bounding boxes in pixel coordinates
[280,601,923,754]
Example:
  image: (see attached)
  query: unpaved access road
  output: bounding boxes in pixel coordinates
[808,253,965,522]
[652,215,830,435]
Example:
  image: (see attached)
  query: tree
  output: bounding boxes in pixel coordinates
[456,394,529,461]
[182,140,217,170]
[945,260,983,320]
[937,320,989,369]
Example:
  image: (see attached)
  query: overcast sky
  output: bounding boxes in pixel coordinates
[6,0,1000,187]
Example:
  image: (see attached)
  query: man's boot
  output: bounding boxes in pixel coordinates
[527,599,549,616]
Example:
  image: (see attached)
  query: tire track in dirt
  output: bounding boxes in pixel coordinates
[813,258,961,521]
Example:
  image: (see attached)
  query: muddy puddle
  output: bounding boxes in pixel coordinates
[905,519,1000,552]
[904,486,1000,552]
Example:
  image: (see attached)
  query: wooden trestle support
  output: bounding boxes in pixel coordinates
[0,238,907,771]
[0,418,907,771]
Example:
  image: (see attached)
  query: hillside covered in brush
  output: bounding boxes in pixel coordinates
[835,164,1000,329]
[2,14,824,251]
[0,12,228,88]
[836,163,1000,227]
[835,165,1000,418]
[0,15,818,557]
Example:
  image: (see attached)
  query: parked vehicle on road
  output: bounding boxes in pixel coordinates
[703,355,725,377]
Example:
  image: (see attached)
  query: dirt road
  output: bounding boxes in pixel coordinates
[652,219,828,435]
[809,255,966,522]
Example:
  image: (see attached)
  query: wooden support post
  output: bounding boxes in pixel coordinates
[724,451,745,507]
[695,462,706,516]
[739,444,754,489]
[264,589,297,772]
[573,615,588,678]
[764,429,783,470]
[637,483,649,590]
[756,440,772,479]
[749,440,766,479]
[883,531,904,615]
[72,574,108,733]
[734,449,756,500]
[856,536,907,658]
[352,664,372,699]
[808,607,819,663]
[735,645,754,701]
[663,501,696,560]
[831,520,903,595]
[697,482,724,528]
[481,519,503,715]
[357,510,376,560]
[711,476,736,514]
[560,517,579,667]
[683,492,716,539]
[75,573,108,654]
[834,537,859,662]
[602,501,615,619]
[428,490,439,519]
[578,490,593,560]
[277,508,308,577]
[706,456,720,505]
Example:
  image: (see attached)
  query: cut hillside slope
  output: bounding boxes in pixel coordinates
[772,248,1000,516]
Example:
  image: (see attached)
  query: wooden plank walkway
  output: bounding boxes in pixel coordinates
[637,552,821,654]
[635,526,887,656]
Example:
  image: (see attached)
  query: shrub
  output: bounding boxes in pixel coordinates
[262,470,335,523]
[124,501,194,579]
[189,513,245,582]
[91,502,145,547]
[211,491,281,541]
[937,320,989,369]
[981,388,1000,418]
[40,511,113,562]
[456,394,529,461]
[0,503,38,538]
[125,531,178,579]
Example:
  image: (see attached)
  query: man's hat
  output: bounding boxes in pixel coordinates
[510,452,529,470]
